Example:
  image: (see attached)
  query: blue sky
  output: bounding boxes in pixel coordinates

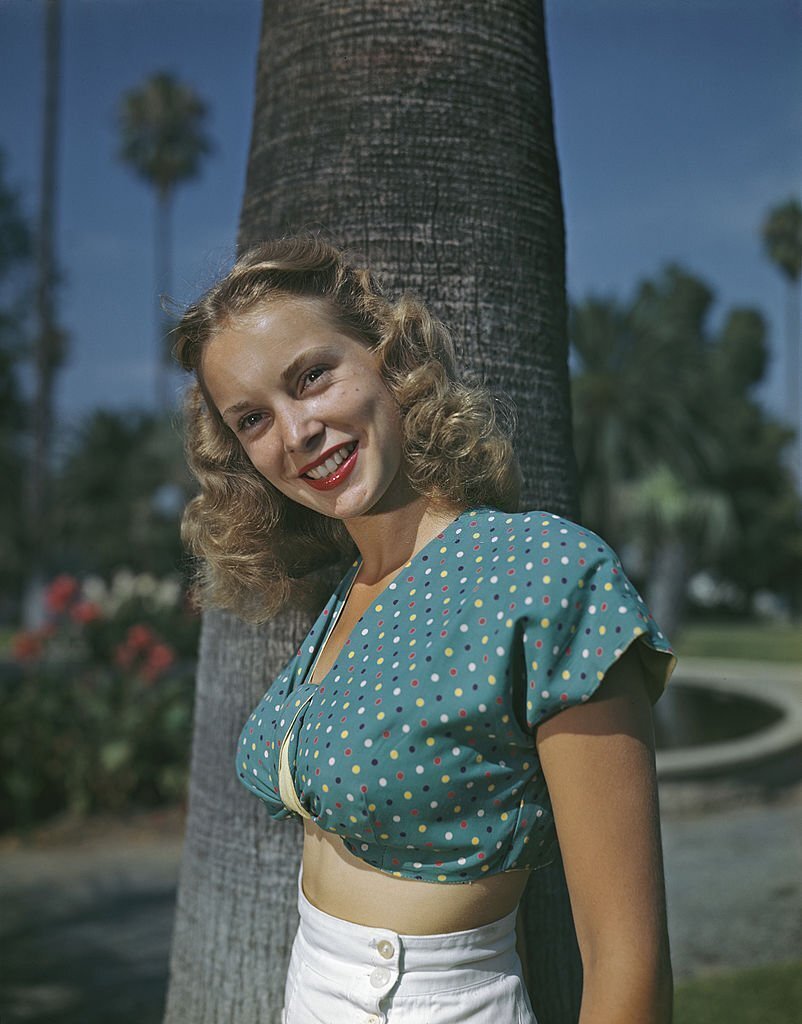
[0,0,800,435]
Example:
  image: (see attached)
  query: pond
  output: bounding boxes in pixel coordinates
[653,682,784,750]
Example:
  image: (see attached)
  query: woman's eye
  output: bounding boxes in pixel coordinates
[238,412,265,432]
[301,366,329,390]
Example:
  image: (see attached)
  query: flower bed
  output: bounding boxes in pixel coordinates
[2,572,200,831]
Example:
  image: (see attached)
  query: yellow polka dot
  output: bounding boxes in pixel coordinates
[471,836,480,845]
[438,874,447,881]
[543,575,551,584]
[340,730,348,738]
[352,765,360,774]
[540,618,550,628]
[501,811,509,821]
[415,697,425,707]
[404,791,412,799]
[375,604,383,612]
[349,815,357,823]
[426,737,435,746]
[604,582,613,591]
[380,833,389,840]
[445,647,453,657]
[474,598,483,608]
[579,541,587,549]
[368,803,376,811]
[633,626,644,635]
[322,784,329,792]
[599,625,606,635]
[562,670,571,680]
[377,712,385,720]
[441,775,450,783]
[488,674,497,685]
[454,687,463,697]
[418,824,427,832]
[390,749,399,759]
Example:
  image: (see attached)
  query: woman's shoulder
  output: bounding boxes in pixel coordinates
[468,506,612,553]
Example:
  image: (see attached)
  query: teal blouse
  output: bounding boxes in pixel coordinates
[236,505,677,883]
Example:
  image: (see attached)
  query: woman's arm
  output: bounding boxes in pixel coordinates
[535,643,673,1024]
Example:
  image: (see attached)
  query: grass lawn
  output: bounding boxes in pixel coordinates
[674,960,802,1023]
[676,621,802,663]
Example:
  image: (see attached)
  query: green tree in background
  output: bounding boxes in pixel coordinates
[570,265,802,633]
[761,196,802,490]
[705,308,802,616]
[117,72,212,410]
[51,410,193,580]
[570,264,722,553]
[0,149,33,615]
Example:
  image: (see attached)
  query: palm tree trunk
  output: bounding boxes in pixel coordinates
[165,3,581,1021]
[24,0,62,629]
[155,188,172,410]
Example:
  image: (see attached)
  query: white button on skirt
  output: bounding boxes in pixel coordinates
[281,861,538,1024]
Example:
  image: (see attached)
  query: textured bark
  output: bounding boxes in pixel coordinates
[165,2,581,1021]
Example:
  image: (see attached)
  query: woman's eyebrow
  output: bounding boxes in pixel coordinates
[222,346,338,420]
[279,345,338,386]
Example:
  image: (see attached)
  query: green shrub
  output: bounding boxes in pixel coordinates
[2,572,200,831]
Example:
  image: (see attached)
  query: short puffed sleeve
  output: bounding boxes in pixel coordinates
[519,518,677,730]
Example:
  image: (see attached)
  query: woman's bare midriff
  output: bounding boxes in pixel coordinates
[302,818,531,933]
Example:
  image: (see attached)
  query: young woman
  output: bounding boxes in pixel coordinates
[174,235,677,1024]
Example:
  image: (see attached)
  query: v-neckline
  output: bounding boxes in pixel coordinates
[298,505,491,692]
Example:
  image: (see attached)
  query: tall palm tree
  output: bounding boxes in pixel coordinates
[761,197,802,490]
[25,0,65,628]
[118,72,212,409]
[165,3,579,1021]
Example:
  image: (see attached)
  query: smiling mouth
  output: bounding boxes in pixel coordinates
[302,441,358,480]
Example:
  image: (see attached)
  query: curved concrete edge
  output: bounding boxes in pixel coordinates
[655,658,802,780]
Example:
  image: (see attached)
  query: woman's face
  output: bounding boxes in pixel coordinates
[201,296,409,520]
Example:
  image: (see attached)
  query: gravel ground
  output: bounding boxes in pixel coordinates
[1,781,800,1023]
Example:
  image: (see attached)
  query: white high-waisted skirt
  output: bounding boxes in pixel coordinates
[282,861,538,1024]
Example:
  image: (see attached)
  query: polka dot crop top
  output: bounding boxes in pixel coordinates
[236,506,677,884]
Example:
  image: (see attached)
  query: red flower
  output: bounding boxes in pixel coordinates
[142,642,176,684]
[70,600,102,625]
[45,575,80,614]
[126,624,156,651]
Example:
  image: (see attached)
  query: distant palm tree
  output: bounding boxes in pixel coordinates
[761,197,802,489]
[118,72,212,408]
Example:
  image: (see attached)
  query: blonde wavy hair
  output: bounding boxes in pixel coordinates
[174,235,522,623]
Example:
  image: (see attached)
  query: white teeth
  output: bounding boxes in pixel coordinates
[304,442,357,480]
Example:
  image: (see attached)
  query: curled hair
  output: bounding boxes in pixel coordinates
[174,234,522,622]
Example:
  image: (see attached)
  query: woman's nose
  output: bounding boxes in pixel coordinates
[279,405,325,455]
